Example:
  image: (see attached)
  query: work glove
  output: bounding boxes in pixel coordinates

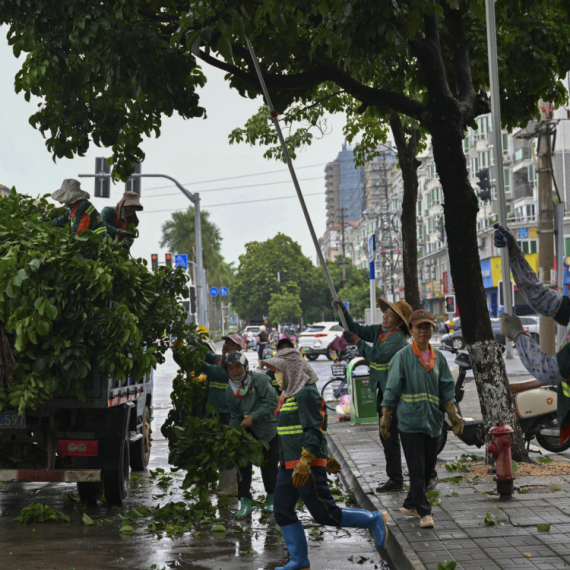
[326,456,341,474]
[116,228,137,239]
[500,313,525,341]
[343,330,360,345]
[331,297,348,314]
[292,447,315,488]
[379,407,393,440]
[493,224,522,261]
[443,401,464,436]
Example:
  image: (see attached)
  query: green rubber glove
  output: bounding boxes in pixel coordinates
[331,297,348,314]
[500,313,525,341]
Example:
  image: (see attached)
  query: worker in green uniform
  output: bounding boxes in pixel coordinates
[266,347,388,570]
[260,337,296,395]
[101,191,142,248]
[173,331,244,496]
[381,309,463,529]
[333,297,412,492]
[223,351,278,518]
[52,179,107,237]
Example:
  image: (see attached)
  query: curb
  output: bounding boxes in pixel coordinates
[327,430,426,570]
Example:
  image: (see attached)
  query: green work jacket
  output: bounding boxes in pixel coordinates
[342,312,408,394]
[101,206,136,247]
[226,371,278,444]
[200,352,230,415]
[277,384,328,469]
[53,200,107,236]
[382,342,456,438]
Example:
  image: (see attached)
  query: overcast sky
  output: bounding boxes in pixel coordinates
[0,31,348,283]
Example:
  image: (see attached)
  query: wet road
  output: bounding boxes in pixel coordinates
[0,349,388,570]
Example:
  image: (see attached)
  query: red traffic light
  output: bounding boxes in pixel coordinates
[165,253,173,267]
[151,253,158,270]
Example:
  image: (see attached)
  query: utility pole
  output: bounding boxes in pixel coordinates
[340,208,347,286]
[537,112,556,354]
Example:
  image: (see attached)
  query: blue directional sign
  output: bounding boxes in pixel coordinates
[174,254,188,269]
[209,287,219,297]
[219,287,229,297]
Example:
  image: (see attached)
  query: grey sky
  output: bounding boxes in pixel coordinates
[0,32,347,282]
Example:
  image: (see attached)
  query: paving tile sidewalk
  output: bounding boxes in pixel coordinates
[327,419,570,570]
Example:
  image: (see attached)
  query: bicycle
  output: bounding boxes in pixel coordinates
[320,346,357,411]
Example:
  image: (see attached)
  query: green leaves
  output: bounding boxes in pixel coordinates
[0,191,200,414]
[484,512,496,526]
[537,523,551,532]
[14,502,70,524]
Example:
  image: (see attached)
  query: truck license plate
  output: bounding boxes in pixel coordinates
[0,412,26,429]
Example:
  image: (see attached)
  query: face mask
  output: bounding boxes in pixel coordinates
[275,372,284,388]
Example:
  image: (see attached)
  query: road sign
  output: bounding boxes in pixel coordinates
[344,301,350,311]
[209,287,219,297]
[175,254,188,269]
[219,287,229,297]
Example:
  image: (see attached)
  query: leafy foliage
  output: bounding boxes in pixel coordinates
[0,191,200,414]
[268,290,302,324]
[14,502,70,524]
[160,207,234,287]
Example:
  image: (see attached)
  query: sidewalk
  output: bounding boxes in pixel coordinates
[327,419,570,570]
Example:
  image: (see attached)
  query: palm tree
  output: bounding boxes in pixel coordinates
[160,207,233,286]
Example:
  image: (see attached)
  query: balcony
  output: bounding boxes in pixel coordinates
[513,147,532,164]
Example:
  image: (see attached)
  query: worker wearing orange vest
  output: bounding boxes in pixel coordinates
[101,191,143,247]
[52,179,108,237]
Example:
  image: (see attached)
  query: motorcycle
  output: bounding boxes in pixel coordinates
[438,347,570,454]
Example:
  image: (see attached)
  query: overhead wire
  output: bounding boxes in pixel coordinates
[141,191,325,214]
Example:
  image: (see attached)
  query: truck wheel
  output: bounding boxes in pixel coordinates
[103,435,130,505]
[130,406,152,471]
[306,354,318,361]
[77,482,103,506]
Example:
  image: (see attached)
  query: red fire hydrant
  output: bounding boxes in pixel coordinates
[487,422,516,500]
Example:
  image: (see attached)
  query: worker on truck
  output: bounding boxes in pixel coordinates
[52,179,108,237]
[101,191,142,248]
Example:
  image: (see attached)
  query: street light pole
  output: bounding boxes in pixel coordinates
[78,172,206,326]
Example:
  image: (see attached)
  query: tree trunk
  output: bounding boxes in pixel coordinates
[429,103,527,460]
[390,113,421,310]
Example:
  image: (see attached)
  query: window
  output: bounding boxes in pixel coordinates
[479,151,488,169]
[504,169,510,193]
[502,133,509,154]
[565,237,570,255]
[463,137,469,153]
[521,240,538,254]
[528,164,536,188]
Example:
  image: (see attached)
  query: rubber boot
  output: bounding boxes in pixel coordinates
[263,493,274,512]
[276,521,310,570]
[216,468,238,497]
[339,508,389,548]
[235,497,252,519]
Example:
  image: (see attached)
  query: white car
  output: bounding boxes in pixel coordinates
[518,315,539,342]
[298,322,344,360]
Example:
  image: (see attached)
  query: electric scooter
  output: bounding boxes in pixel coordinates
[438,348,570,454]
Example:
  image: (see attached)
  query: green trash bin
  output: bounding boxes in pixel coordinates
[347,357,378,425]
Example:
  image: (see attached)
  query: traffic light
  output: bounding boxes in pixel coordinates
[94,157,110,198]
[151,253,158,270]
[444,294,456,314]
[476,168,491,201]
[189,286,197,314]
[165,253,172,267]
[125,162,141,196]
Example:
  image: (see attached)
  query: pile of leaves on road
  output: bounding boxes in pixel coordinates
[0,189,202,414]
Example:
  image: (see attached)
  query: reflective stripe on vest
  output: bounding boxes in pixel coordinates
[209,382,228,390]
[370,362,390,371]
[562,381,570,399]
[277,425,303,435]
[401,392,440,406]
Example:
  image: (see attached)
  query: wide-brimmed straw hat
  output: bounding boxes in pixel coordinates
[52,179,90,204]
[377,298,413,324]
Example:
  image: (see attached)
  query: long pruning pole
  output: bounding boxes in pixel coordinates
[245,38,349,330]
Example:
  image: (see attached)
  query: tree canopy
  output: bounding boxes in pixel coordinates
[160,207,233,287]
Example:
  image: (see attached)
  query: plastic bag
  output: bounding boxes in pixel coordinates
[335,394,352,421]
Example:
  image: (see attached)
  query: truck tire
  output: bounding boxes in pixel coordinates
[130,406,152,471]
[77,482,103,505]
[103,434,130,505]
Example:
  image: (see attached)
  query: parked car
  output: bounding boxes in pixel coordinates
[518,315,539,342]
[439,317,461,334]
[298,322,344,360]
[242,325,262,351]
[441,319,505,350]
